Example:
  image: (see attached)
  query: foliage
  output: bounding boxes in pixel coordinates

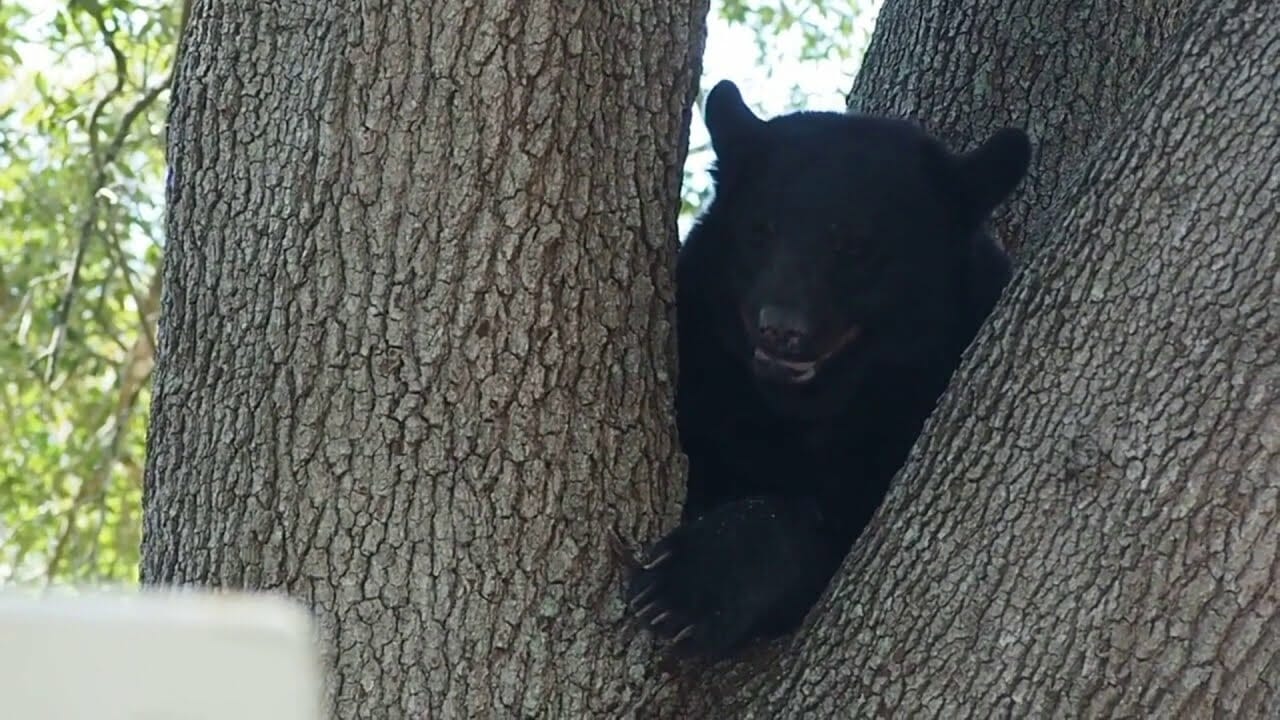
[0,0,182,585]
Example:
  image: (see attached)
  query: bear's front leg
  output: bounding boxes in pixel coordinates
[623,496,840,660]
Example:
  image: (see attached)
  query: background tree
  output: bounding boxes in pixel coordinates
[0,0,181,584]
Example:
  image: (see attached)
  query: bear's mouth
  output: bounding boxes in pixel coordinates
[752,324,861,385]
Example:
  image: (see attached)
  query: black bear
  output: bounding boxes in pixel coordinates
[623,80,1031,659]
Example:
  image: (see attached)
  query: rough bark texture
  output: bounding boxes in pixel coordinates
[720,0,1279,715]
[849,0,1198,256]
[143,1,706,716]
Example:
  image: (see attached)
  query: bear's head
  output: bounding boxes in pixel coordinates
[692,80,1031,418]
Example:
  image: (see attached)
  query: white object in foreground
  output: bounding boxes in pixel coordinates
[0,589,321,720]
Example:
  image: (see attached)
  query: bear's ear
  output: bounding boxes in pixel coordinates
[953,128,1032,217]
[704,80,764,161]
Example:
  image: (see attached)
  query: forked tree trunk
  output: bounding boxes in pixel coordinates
[143,1,706,716]
[145,0,1279,715]
[693,0,1277,714]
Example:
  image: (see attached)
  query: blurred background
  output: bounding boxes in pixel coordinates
[0,0,881,586]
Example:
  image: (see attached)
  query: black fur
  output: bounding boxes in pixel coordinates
[623,80,1031,660]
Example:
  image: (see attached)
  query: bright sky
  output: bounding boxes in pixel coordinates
[702,1,882,113]
[682,0,884,234]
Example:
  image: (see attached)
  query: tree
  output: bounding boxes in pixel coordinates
[142,0,706,715]
[143,0,1279,718]
[1,0,180,585]
[849,0,1199,256]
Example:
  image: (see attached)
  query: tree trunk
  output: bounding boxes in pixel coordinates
[143,1,706,716]
[849,0,1198,256]
[698,0,1278,715]
[145,0,1280,715]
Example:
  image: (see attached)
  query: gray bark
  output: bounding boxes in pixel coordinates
[707,0,1279,715]
[143,1,706,717]
[144,0,1280,716]
[849,0,1198,255]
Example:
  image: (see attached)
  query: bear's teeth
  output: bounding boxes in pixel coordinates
[753,349,818,383]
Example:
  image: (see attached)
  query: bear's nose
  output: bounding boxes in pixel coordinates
[756,305,811,358]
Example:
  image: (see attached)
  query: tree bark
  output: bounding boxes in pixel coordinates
[143,1,706,716]
[145,0,1280,716]
[849,0,1198,256]
[708,0,1279,715]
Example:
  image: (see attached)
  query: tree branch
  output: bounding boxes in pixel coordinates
[43,0,187,382]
